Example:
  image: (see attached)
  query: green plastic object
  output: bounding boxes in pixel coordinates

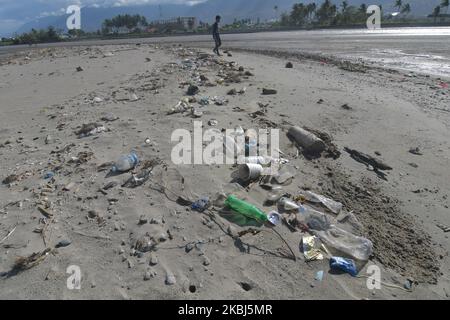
[225,195,268,222]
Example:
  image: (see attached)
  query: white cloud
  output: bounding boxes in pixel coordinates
[0,0,206,36]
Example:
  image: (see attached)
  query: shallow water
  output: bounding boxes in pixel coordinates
[2,27,450,77]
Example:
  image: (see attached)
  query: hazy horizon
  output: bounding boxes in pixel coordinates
[0,0,442,37]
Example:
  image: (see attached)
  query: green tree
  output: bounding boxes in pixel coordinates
[316,0,338,25]
[441,0,449,14]
[401,3,411,16]
[394,0,403,12]
[433,5,441,22]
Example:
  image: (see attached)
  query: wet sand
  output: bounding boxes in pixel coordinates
[0,43,449,299]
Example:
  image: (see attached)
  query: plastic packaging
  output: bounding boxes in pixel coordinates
[112,152,139,173]
[225,195,268,222]
[312,226,373,261]
[330,257,358,276]
[302,235,324,261]
[191,196,209,212]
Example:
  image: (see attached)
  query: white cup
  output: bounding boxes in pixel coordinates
[239,163,263,181]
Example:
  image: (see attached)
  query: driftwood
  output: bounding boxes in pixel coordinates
[344,147,392,171]
[345,147,393,180]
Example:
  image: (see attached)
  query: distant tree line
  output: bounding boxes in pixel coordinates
[279,0,415,27]
[430,0,450,22]
[12,26,61,45]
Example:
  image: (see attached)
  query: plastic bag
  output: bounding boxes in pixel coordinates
[312,226,373,261]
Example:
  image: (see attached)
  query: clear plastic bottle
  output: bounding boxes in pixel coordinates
[298,204,331,231]
[279,197,300,211]
[112,152,139,173]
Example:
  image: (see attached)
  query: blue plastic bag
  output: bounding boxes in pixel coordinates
[191,197,209,212]
[330,257,358,277]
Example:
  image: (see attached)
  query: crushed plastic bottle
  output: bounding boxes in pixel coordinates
[302,191,343,214]
[298,204,331,231]
[225,195,268,223]
[112,152,139,173]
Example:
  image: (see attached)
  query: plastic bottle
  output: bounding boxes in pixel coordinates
[112,152,139,173]
[303,191,343,214]
[298,204,331,231]
[225,195,268,222]
[279,197,300,211]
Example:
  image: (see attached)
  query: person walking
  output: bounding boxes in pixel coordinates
[212,15,222,56]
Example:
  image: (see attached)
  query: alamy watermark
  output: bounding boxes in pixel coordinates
[66,265,81,290]
[66,5,81,30]
[366,5,381,30]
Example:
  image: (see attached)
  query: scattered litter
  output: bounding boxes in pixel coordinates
[262,88,277,95]
[187,84,199,96]
[111,152,139,173]
[315,270,324,281]
[122,170,150,188]
[55,239,71,248]
[267,211,281,226]
[409,147,423,156]
[199,97,210,105]
[208,119,218,126]
[101,113,119,122]
[168,99,190,115]
[76,123,107,138]
[212,96,228,105]
[43,172,54,180]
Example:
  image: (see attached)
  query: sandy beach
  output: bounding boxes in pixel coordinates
[0,41,449,300]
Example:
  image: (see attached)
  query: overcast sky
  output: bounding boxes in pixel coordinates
[0,0,204,36]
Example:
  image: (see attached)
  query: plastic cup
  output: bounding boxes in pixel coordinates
[239,163,263,181]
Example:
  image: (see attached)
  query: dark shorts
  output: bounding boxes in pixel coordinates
[213,34,221,47]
